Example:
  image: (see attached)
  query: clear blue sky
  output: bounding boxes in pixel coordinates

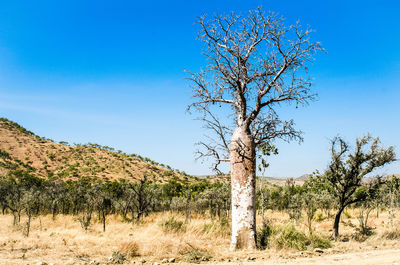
[0,0,399,177]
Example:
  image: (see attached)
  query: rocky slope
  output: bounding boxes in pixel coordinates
[0,117,190,183]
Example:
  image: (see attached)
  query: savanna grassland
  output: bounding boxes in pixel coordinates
[1,210,400,265]
[1,118,400,265]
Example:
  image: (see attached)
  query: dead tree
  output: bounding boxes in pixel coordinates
[187,7,323,250]
[128,176,152,221]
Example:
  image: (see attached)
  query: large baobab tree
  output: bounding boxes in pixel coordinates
[187,7,323,250]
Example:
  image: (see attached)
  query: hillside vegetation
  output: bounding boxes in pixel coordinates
[0,117,191,183]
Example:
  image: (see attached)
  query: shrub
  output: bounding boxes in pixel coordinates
[355,226,374,238]
[315,211,324,222]
[118,241,140,257]
[270,224,331,250]
[111,251,126,264]
[161,216,186,233]
[309,234,332,249]
[179,243,212,262]
[275,224,309,250]
[78,213,92,231]
[202,217,230,237]
[382,228,400,240]
[257,221,273,249]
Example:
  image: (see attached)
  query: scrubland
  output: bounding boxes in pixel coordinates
[1,209,400,265]
[1,119,400,264]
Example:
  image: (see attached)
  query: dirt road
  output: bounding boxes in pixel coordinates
[1,247,400,264]
[216,249,400,265]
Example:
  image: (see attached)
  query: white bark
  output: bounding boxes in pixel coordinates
[230,127,256,251]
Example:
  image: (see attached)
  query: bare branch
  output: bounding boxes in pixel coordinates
[187,7,323,172]
[193,105,232,172]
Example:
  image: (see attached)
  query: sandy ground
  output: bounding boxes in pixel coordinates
[1,247,400,265]
[219,249,400,265]
[284,248,400,265]
[1,212,400,265]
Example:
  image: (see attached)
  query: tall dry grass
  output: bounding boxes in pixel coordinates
[1,209,400,264]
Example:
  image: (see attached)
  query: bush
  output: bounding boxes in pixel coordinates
[275,224,309,250]
[179,243,212,262]
[309,234,332,249]
[270,224,331,250]
[78,213,92,231]
[161,216,186,233]
[202,217,230,237]
[118,241,140,257]
[257,221,273,249]
[111,251,126,264]
[315,211,324,222]
[355,226,374,237]
[382,228,400,240]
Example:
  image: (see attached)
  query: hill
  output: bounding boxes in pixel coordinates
[0,118,191,183]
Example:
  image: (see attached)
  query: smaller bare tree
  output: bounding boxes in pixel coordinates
[127,176,153,221]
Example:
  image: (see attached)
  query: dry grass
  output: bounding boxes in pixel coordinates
[1,209,400,264]
[0,119,187,183]
[0,212,230,264]
[118,241,140,258]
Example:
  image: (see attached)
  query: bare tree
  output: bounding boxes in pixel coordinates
[187,7,323,250]
[127,176,153,221]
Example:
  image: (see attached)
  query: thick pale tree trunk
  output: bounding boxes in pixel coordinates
[230,126,257,251]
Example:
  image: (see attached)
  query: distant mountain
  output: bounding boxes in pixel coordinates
[296,174,312,181]
[0,118,192,183]
[196,174,308,186]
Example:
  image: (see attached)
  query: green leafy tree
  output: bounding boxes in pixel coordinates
[302,189,318,235]
[304,172,335,219]
[283,178,303,221]
[323,135,395,239]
